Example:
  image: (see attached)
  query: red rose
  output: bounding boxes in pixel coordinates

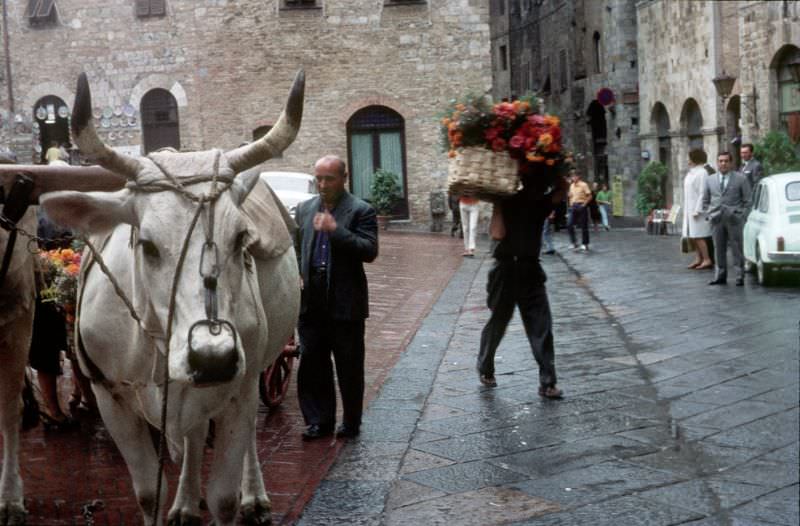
[509,134,526,150]
[485,127,501,141]
[491,137,507,152]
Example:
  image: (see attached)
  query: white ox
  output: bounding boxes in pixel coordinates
[40,72,304,525]
[0,194,35,526]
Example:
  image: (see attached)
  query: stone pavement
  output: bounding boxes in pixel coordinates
[298,228,799,526]
[1,231,465,525]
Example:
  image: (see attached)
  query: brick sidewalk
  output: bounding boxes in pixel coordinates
[2,230,464,525]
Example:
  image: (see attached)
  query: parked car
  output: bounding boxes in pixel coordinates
[743,172,800,286]
[259,171,317,217]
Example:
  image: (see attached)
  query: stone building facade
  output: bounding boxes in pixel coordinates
[0,0,492,223]
[637,0,800,208]
[491,0,641,215]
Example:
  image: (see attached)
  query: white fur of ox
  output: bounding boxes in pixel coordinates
[0,207,35,526]
[40,150,299,525]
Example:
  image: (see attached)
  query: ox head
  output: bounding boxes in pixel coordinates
[40,71,304,387]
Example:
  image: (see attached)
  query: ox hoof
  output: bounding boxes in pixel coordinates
[240,501,272,525]
[0,502,27,526]
[166,511,202,526]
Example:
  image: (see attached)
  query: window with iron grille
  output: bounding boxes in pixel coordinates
[282,0,318,8]
[26,0,56,26]
[141,88,179,154]
[136,0,166,18]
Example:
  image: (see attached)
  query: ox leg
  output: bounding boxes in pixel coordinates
[0,390,26,526]
[92,387,167,526]
[0,322,30,526]
[207,400,255,525]
[167,430,204,526]
[240,418,271,525]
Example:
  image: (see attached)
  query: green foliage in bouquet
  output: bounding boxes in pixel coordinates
[635,161,668,216]
[370,169,401,216]
[754,131,800,175]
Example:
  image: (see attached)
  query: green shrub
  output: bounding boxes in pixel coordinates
[369,169,401,215]
[753,131,800,175]
[635,161,668,216]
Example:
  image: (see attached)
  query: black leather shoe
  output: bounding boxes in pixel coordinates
[302,424,333,441]
[335,424,361,439]
[735,278,744,286]
[708,278,727,285]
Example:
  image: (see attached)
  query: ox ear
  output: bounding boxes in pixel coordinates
[39,190,136,234]
[230,167,261,207]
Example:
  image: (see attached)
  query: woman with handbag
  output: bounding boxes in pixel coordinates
[682,148,713,269]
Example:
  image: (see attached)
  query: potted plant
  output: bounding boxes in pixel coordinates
[370,168,401,230]
[635,161,667,217]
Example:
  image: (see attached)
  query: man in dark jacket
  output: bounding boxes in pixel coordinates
[477,163,565,399]
[295,155,378,440]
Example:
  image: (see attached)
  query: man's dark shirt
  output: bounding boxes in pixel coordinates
[493,173,555,260]
[311,202,336,269]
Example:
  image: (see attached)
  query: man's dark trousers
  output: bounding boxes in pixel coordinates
[567,204,589,246]
[297,271,365,430]
[477,258,557,388]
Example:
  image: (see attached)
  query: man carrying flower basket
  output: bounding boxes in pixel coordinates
[439,93,566,398]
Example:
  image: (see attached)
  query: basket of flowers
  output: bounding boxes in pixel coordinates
[440,93,563,199]
[37,242,83,325]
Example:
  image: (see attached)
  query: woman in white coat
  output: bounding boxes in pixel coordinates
[682,148,713,269]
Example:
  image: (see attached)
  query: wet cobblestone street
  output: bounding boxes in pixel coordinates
[299,228,799,526]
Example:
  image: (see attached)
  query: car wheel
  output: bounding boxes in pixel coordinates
[756,246,776,286]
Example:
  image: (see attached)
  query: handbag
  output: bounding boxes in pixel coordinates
[680,236,694,253]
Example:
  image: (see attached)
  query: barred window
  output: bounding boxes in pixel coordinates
[26,0,56,25]
[283,0,317,7]
[136,0,165,17]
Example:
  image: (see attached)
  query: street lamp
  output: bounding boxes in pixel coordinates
[712,74,736,101]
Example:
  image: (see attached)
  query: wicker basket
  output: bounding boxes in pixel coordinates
[447,147,521,198]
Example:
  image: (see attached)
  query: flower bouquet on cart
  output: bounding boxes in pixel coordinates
[440,93,563,199]
[37,241,83,325]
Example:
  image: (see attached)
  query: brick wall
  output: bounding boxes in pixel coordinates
[0,0,492,223]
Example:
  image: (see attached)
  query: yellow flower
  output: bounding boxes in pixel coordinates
[544,115,560,127]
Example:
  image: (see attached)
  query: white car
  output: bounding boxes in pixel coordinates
[259,171,317,217]
[743,172,800,286]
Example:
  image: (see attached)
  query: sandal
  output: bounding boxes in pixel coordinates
[538,386,563,400]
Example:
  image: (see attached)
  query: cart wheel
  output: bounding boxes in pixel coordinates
[259,349,296,409]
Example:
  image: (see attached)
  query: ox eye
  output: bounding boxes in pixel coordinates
[138,239,160,259]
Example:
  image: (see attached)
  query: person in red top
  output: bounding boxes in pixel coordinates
[459,194,480,257]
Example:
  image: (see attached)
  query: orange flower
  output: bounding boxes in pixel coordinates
[448,121,459,131]
[538,133,553,147]
[519,101,531,112]
[546,159,556,166]
[441,117,451,127]
[60,248,74,261]
[544,115,560,127]
[65,263,80,276]
[448,150,457,158]
[526,153,545,162]
[455,103,466,111]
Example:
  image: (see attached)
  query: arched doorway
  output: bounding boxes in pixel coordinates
[680,98,703,149]
[586,100,608,183]
[346,106,408,218]
[651,102,671,203]
[141,88,180,154]
[771,44,800,141]
[33,95,70,164]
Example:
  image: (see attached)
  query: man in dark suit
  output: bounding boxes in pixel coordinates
[702,151,752,286]
[740,143,764,188]
[295,155,378,440]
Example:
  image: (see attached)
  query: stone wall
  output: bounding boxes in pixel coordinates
[637,0,800,210]
[0,0,492,224]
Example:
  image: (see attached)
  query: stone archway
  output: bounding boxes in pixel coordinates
[650,102,672,205]
[769,44,800,140]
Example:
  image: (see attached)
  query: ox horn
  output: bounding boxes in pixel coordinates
[226,70,305,174]
[71,73,142,181]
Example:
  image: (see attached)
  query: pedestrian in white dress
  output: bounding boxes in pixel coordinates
[682,148,713,270]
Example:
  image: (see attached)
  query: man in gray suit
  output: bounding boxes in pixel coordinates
[702,151,752,286]
[740,143,764,188]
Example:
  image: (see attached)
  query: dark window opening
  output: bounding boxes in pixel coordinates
[33,95,71,164]
[499,45,508,71]
[282,0,318,7]
[593,31,602,74]
[141,88,179,154]
[27,0,56,25]
[136,0,166,17]
[559,49,568,91]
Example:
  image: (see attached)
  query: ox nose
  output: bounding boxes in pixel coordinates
[187,321,239,386]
